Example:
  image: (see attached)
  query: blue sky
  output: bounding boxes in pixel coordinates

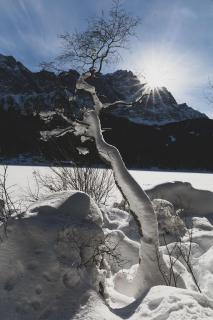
[0,0,213,116]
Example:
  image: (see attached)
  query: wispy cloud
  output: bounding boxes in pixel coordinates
[0,0,81,68]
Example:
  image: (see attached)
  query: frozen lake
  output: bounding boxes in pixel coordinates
[1,165,213,204]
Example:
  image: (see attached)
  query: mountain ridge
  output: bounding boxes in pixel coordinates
[0,53,207,125]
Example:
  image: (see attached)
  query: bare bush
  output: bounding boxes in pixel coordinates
[113,198,130,212]
[152,199,187,244]
[156,228,201,292]
[26,166,115,206]
[0,166,22,237]
[56,226,126,269]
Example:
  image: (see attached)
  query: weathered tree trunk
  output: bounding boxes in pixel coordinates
[53,73,172,297]
[73,74,171,297]
[43,72,187,297]
[77,106,168,297]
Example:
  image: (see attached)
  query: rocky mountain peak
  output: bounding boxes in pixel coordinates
[0,54,29,73]
[0,53,208,125]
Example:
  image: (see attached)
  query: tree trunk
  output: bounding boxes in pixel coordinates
[80,110,168,297]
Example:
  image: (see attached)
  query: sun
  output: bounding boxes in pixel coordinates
[145,63,170,88]
[138,50,183,91]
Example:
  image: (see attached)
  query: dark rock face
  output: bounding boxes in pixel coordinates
[0,54,36,94]
[0,53,212,170]
[0,54,79,95]
[0,54,79,113]
[86,70,144,103]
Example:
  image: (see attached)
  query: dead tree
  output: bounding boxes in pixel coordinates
[42,72,173,298]
[41,0,140,73]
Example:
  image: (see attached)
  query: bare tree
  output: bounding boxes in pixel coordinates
[42,0,140,73]
[25,166,115,206]
[43,72,172,298]
[157,229,201,292]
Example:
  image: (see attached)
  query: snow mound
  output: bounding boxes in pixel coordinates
[0,191,105,320]
[192,217,213,231]
[25,190,103,225]
[133,286,213,320]
[194,246,213,300]
[147,181,213,217]
[103,207,140,241]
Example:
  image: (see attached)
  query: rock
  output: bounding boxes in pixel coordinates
[152,198,186,244]
[192,217,213,231]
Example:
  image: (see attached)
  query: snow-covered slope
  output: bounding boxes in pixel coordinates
[105,85,207,125]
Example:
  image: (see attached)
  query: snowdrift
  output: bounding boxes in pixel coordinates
[0,186,213,319]
[0,191,105,319]
[147,181,213,217]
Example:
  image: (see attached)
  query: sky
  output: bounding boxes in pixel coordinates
[0,0,213,116]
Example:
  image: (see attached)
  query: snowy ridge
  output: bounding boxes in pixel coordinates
[0,53,207,125]
[107,86,207,126]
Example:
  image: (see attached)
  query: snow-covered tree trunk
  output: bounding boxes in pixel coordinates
[73,73,169,297]
[80,110,169,297]
[41,72,184,297]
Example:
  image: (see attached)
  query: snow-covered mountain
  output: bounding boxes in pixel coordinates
[92,70,207,125]
[107,86,207,125]
[0,54,207,125]
[0,54,78,113]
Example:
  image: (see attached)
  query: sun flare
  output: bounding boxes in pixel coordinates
[145,64,170,88]
[138,50,184,91]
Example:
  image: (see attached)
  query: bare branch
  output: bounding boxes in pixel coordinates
[0,166,22,239]
[43,0,140,73]
[25,166,115,207]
